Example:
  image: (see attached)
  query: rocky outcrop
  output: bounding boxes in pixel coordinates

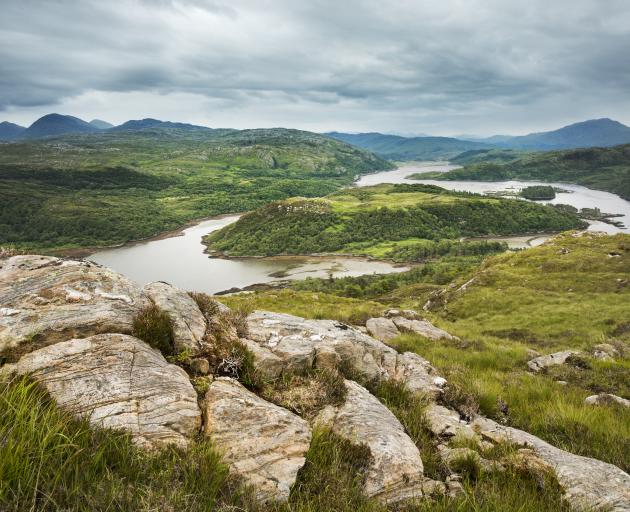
[585,393,630,408]
[204,378,311,502]
[366,312,458,342]
[424,404,478,440]
[246,311,446,395]
[10,333,201,448]
[527,350,579,372]
[315,379,426,503]
[391,316,458,341]
[0,255,150,359]
[472,417,630,512]
[144,281,206,353]
[366,317,399,342]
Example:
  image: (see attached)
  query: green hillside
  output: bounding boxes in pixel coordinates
[0,128,392,251]
[205,183,585,256]
[419,144,630,200]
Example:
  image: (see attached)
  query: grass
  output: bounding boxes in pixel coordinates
[219,289,386,326]
[131,304,175,355]
[261,368,348,420]
[0,377,256,512]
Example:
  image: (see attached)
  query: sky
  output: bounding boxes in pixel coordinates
[1,0,629,136]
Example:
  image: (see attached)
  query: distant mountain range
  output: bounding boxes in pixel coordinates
[2,115,630,157]
[327,118,630,159]
[325,132,492,160]
[0,114,213,140]
[459,118,630,150]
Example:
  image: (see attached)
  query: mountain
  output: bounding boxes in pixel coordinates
[20,114,100,139]
[325,132,494,160]
[0,121,26,140]
[89,119,114,130]
[482,118,630,150]
[111,118,212,132]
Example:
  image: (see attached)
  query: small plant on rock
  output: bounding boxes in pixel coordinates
[132,304,175,356]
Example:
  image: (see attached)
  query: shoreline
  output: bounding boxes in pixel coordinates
[57,212,244,259]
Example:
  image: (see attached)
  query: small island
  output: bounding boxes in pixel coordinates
[519,185,556,200]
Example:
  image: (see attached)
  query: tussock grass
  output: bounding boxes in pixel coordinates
[131,303,175,355]
[0,377,255,512]
[261,368,347,420]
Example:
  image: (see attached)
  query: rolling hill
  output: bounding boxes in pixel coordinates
[325,132,493,160]
[89,119,114,129]
[19,114,100,139]
[0,121,26,140]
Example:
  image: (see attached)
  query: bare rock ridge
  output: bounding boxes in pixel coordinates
[1,254,629,509]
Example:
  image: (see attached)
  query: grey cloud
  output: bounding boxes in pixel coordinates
[0,0,629,134]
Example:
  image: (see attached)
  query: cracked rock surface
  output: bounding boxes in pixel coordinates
[10,333,201,448]
[0,255,150,359]
[203,377,311,502]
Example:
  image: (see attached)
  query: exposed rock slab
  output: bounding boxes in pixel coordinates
[527,350,579,372]
[246,311,445,395]
[144,281,206,353]
[391,317,458,341]
[585,393,630,408]
[11,333,201,448]
[315,379,425,503]
[0,255,150,359]
[473,417,630,511]
[204,377,311,502]
[366,317,400,342]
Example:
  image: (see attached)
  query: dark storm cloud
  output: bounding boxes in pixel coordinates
[1,0,629,134]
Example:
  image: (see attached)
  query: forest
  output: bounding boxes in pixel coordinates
[205,183,585,256]
[0,127,391,251]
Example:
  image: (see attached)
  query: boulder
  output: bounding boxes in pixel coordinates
[585,393,630,408]
[391,317,458,341]
[366,317,400,342]
[204,378,311,502]
[527,350,579,372]
[0,255,150,360]
[315,380,426,503]
[246,311,444,394]
[143,281,206,353]
[11,333,201,448]
[472,417,630,511]
[591,343,620,361]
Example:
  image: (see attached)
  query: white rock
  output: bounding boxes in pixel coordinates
[204,378,311,502]
[527,350,579,372]
[11,333,201,448]
[391,317,459,341]
[366,317,400,342]
[472,417,630,511]
[315,380,425,503]
[0,255,151,359]
[585,393,630,408]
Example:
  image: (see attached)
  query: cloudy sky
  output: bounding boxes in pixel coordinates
[1,0,629,135]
